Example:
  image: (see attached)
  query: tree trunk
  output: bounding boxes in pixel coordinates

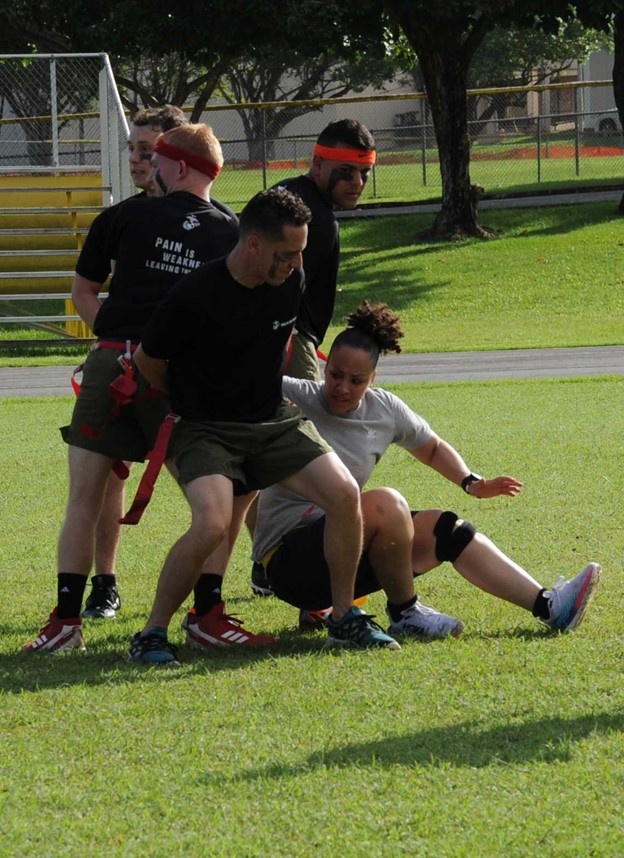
[612,12,624,214]
[384,2,494,239]
[422,45,491,239]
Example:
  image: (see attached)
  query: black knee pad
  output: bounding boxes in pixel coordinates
[433,511,476,562]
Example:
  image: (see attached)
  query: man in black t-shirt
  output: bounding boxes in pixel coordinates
[128,188,399,664]
[274,118,376,381]
[23,124,239,655]
[85,105,190,622]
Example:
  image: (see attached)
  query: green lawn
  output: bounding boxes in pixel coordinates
[2,199,623,365]
[1,378,623,855]
[332,200,624,352]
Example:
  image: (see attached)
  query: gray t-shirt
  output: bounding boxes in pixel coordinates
[252,376,432,560]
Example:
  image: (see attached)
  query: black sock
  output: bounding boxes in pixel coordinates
[92,574,117,588]
[386,594,418,624]
[193,573,223,615]
[57,573,88,619]
[532,588,550,620]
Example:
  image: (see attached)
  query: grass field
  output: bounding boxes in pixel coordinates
[333,199,624,352]
[2,199,623,364]
[1,376,623,856]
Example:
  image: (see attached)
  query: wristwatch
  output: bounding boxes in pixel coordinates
[461,473,483,494]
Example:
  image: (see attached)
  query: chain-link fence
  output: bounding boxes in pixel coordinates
[197,80,623,208]
[0,62,621,208]
[0,53,131,203]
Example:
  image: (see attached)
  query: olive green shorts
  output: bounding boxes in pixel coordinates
[285,332,322,381]
[172,402,333,491]
[62,346,171,462]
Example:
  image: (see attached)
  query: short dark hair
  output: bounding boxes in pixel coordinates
[239,188,311,241]
[131,105,188,132]
[317,118,375,151]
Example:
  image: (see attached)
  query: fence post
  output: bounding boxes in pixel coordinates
[100,53,130,205]
[537,92,542,183]
[574,87,580,177]
[50,56,60,170]
[261,109,268,190]
[98,64,112,206]
[421,99,427,187]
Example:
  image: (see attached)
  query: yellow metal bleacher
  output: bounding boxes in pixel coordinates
[0,174,108,340]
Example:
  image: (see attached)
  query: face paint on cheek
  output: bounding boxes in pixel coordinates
[153,169,168,196]
[327,168,344,195]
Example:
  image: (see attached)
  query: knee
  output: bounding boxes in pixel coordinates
[433,511,476,562]
[325,471,361,516]
[364,487,411,525]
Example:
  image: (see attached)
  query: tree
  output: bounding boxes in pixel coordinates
[217,50,397,162]
[613,12,624,213]
[396,21,611,143]
[380,0,621,239]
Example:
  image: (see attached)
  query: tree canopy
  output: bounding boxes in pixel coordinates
[380,0,622,238]
[1,0,622,236]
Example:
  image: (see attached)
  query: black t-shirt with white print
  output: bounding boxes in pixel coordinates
[76,191,239,340]
[141,257,305,422]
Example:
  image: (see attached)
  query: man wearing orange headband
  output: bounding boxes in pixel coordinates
[250,118,376,600]
[23,123,243,656]
[274,118,376,382]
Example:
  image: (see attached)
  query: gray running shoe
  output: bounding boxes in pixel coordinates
[387,600,464,639]
[127,630,180,666]
[542,562,601,632]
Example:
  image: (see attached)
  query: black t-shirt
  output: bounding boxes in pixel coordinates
[76,191,239,340]
[272,175,339,346]
[141,257,305,422]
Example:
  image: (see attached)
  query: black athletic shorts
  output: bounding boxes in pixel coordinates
[265,516,380,610]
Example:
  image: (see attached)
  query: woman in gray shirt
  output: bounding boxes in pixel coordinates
[252,301,600,642]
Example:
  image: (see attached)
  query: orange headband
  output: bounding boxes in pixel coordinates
[313,144,376,165]
[153,139,221,180]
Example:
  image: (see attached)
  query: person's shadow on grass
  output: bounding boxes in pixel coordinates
[227,709,624,780]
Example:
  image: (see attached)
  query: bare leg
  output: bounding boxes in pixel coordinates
[94,470,125,574]
[243,493,259,539]
[57,446,117,575]
[454,533,542,610]
[411,511,541,611]
[142,474,233,631]
[282,453,362,620]
[361,488,415,603]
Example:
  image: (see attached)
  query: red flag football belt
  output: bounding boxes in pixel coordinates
[71,340,141,479]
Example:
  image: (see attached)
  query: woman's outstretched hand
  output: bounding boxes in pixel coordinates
[468,476,523,499]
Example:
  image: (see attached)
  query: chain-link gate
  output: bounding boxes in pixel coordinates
[0,53,130,342]
[0,53,131,202]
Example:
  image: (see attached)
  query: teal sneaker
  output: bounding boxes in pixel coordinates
[543,562,601,632]
[127,629,180,665]
[327,606,401,650]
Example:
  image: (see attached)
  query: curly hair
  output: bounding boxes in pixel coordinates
[330,300,403,366]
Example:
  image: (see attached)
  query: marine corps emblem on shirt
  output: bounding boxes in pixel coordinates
[183,214,200,231]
